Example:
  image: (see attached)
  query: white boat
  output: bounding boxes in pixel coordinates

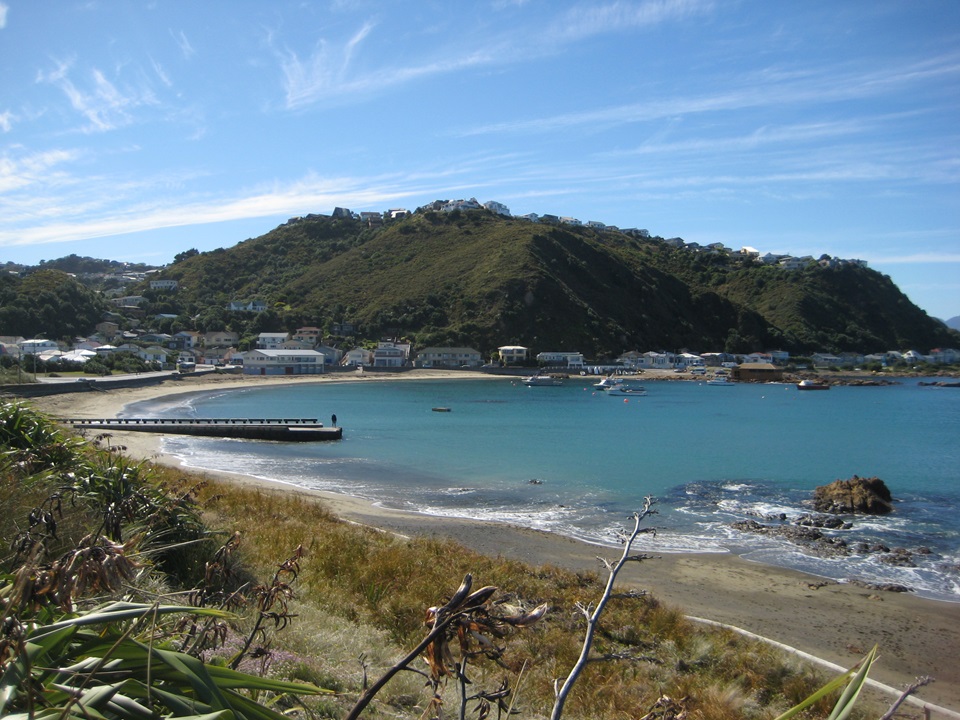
[594,375,642,390]
[797,379,830,390]
[607,385,647,396]
[523,374,563,387]
[706,376,735,386]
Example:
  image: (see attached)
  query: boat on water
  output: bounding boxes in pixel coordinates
[523,374,563,387]
[797,379,830,390]
[706,376,735,386]
[607,385,647,396]
[593,374,642,390]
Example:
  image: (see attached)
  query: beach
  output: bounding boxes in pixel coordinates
[20,370,960,714]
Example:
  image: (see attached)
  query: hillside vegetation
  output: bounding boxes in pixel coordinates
[0,269,106,340]
[145,210,957,356]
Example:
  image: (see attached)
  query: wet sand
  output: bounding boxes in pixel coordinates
[20,370,960,714]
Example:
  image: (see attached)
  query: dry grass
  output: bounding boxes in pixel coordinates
[169,472,878,720]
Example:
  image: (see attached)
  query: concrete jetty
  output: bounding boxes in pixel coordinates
[61,417,342,442]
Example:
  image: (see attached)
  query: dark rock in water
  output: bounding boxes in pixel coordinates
[812,475,893,515]
[795,513,852,529]
[848,579,913,593]
[730,519,851,558]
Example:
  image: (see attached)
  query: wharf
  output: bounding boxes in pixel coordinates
[61,417,342,442]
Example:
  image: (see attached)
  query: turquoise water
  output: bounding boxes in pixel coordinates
[124,376,960,601]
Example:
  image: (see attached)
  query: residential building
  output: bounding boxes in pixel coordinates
[498,346,529,364]
[483,201,511,216]
[330,321,356,336]
[373,342,408,367]
[149,279,179,291]
[204,330,239,348]
[239,349,326,376]
[314,344,344,366]
[227,300,267,312]
[138,345,170,365]
[256,332,289,349]
[18,339,60,355]
[536,351,584,368]
[341,348,373,367]
[95,321,120,340]
[416,347,483,368]
[292,327,322,345]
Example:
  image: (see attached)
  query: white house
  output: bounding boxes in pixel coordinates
[416,347,482,368]
[536,351,585,369]
[498,346,529,364]
[256,332,289,349]
[149,279,179,291]
[138,345,170,365]
[18,339,59,355]
[636,351,675,369]
[373,343,407,367]
[483,201,511,216]
[341,348,373,367]
[240,349,325,376]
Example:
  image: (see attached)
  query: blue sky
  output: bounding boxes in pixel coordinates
[1,1,958,320]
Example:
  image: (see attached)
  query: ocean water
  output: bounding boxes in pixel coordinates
[122,376,960,601]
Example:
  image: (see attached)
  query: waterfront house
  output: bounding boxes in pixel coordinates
[373,342,407,368]
[733,362,783,382]
[498,345,529,365]
[342,348,373,367]
[240,349,325,376]
[416,347,483,368]
[536,351,585,369]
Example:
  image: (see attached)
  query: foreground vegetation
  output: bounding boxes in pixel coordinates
[1,401,887,718]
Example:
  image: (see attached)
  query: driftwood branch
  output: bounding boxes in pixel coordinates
[879,676,934,720]
[549,496,657,720]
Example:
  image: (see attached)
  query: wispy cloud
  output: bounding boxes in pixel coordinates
[547,0,714,42]
[37,58,157,133]
[0,2,8,29]
[0,148,81,194]
[279,22,494,109]
[866,252,960,265]
[0,111,13,132]
[459,52,960,138]
[277,0,714,110]
[0,170,450,249]
[171,29,195,60]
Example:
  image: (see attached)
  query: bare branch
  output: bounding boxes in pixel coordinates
[550,496,658,720]
[879,676,934,720]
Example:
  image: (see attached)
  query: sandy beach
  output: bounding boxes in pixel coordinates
[19,370,960,714]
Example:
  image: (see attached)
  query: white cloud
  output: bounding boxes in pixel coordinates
[0,110,13,132]
[0,2,8,29]
[172,29,195,59]
[37,59,155,133]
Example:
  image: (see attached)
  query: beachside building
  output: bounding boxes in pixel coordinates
[416,347,483,368]
[498,345,529,364]
[536,351,585,369]
[239,349,326,376]
[341,348,373,367]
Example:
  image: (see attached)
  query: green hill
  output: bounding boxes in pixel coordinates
[0,269,107,341]
[147,209,958,357]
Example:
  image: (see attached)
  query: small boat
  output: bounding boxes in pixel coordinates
[432,407,452,412]
[523,374,563,387]
[607,385,647,396]
[706,376,735,386]
[797,379,830,390]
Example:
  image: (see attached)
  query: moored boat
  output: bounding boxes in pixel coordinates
[797,379,830,390]
[523,374,563,387]
[607,385,647,396]
[706,376,735,386]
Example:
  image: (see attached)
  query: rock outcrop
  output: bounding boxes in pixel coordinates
[812,475,893,515]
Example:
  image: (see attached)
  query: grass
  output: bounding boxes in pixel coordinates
[0,401,883,720]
